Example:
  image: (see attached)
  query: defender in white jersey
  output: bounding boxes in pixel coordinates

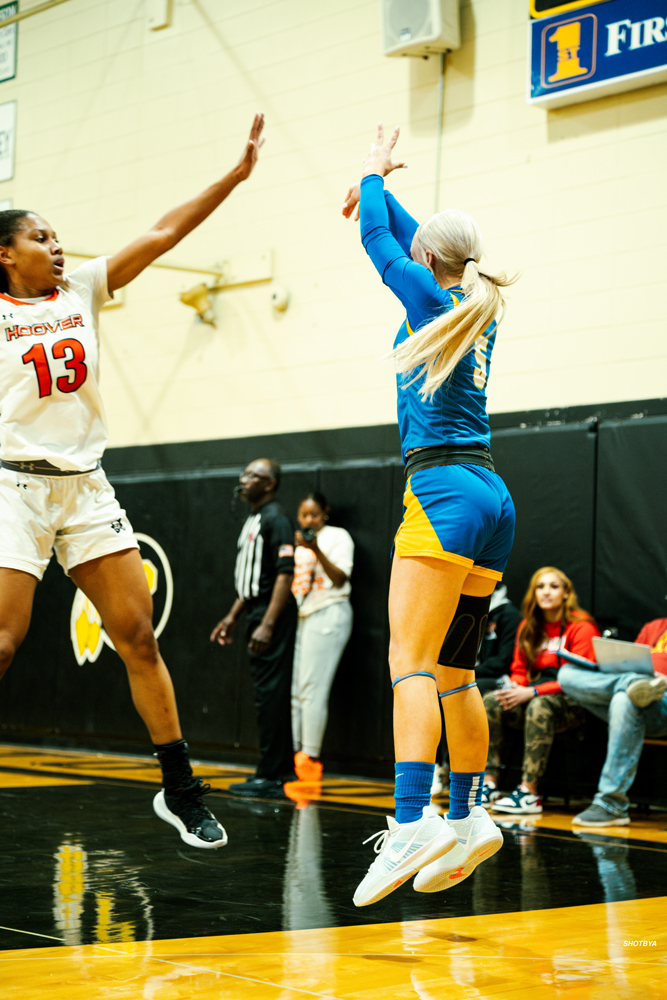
[0,113,266,849]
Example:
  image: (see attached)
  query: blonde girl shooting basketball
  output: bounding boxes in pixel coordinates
[343,124,516,906]
[0,113,265,850]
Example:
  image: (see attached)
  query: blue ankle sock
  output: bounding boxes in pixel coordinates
[394,762,435,824]
[448,771,484,820]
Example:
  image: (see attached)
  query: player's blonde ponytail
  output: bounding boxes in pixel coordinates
[389,209,515,400]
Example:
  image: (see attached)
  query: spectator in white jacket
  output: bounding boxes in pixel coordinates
[291,492,354,781]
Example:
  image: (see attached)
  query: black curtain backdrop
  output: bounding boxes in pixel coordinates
[2,403,667,777]
[492,421,597,614]
[595,417,667,640]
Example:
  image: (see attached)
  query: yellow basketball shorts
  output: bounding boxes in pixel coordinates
[395,464,515,580]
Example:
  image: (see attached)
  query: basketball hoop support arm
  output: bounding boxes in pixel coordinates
[0,0,72,29]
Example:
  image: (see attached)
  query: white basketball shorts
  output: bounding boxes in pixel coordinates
[0,466,139,579]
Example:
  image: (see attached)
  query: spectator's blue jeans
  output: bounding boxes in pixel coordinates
[558,665,667,817]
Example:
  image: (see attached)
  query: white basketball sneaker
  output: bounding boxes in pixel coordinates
[413,806,503,893]
[353,805,456,907]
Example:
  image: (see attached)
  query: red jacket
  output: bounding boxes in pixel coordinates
[510,616,600,696]
[635,618,667,678]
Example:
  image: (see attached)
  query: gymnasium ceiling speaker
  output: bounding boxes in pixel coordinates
[381,0,460,58]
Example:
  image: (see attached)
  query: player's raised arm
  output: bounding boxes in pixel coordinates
[342,123,406,220]
[106,113,265,293]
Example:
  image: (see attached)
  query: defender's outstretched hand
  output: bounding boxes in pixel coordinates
[342,123,406,220]
[107,112,267,292]
[235,112,265,181]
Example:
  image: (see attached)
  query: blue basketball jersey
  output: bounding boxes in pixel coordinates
[359,174,496,462]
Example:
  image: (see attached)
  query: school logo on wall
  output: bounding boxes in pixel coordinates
[70,533,173,665]
[528,0,667,108]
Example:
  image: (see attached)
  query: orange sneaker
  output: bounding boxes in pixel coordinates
[294,751,323,782]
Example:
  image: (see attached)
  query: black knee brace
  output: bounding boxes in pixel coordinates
[437,592,492,669]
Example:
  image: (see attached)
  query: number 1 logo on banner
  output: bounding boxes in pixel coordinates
[541,13,597,89]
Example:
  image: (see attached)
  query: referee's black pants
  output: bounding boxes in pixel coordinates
[246,596,298,783]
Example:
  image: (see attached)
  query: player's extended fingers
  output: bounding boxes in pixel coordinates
[385,160,407,174]
[386,125,400,150]
[250,112,265,142]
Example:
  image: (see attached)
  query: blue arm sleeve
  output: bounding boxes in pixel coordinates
[384,191,418,256]
[360,174,451,320]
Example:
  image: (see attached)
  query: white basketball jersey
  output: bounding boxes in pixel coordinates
[0,257,111,472]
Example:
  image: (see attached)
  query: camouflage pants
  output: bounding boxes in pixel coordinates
[483,691,586,785]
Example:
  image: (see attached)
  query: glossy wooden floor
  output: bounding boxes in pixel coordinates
[1,745,666,999]
[2,897,666,999]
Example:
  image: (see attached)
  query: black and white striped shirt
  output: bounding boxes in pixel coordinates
[234,501,295,602]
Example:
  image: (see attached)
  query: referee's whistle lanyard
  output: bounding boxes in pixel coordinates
[230,483,244,515]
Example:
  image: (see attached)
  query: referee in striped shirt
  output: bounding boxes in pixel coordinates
[211,458,298,797]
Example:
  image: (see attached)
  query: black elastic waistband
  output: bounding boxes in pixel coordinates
[404,445,495,479]
[0,459,102,477]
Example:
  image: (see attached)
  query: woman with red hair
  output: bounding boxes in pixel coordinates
[483,566,600,815]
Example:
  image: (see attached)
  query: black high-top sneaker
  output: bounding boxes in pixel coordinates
[153,776,228,849]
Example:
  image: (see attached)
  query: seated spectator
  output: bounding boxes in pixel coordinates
[559,617,667,827]
[291,492,354,782]
[483,566,600,815]
[476,582,523,696]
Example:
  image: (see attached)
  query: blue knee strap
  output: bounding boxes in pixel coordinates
[439,681,477,699]
[392,671,437,690]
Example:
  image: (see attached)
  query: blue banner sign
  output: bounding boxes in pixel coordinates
[528,0,667,107]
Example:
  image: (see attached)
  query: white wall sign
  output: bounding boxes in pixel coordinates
[0,2,17,85]
[0,99,15,182]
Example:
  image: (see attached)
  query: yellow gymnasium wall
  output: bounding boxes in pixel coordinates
[2,0,666,448]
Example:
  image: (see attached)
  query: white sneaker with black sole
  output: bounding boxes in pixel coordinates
[353,805,456,907]
[626,675,667,708]
[154,778,228,849]
[413,806,503,892]
[492,787,542,815]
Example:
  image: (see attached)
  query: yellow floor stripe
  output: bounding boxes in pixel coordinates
[0,772,93,788]
[492,808,667,845]
[0,746,398,812]
[0,898,663,999]
[2,745,667,842]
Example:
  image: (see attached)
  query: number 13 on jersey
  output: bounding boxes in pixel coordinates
[23,339,88,398]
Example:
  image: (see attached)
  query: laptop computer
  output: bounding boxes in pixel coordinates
[592,637,654,675]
